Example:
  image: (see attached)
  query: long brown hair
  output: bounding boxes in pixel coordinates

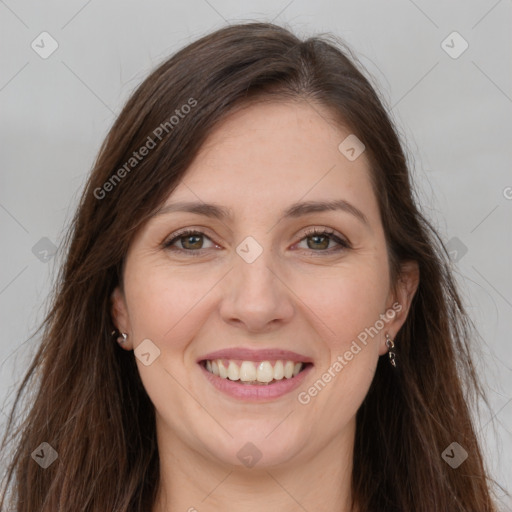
[0,22,500,511]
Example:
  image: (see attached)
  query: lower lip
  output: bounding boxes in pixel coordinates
[199,363,313,401]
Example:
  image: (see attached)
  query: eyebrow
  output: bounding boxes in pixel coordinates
[154,199,369,226]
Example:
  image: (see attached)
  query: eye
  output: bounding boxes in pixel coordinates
[295,227,351,254]
[163,229,218,255]
[163,227,351,257]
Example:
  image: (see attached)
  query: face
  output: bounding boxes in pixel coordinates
[112,99,418,470]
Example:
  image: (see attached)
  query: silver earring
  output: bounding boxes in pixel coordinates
[111,330,127,345]
[385,333,397,367]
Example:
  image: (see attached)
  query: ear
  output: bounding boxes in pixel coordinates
[111,287,133,350]
[379,260,420,355]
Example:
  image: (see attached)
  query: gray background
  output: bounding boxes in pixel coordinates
[1,0,510,508]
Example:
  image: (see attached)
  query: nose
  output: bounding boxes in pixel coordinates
[219,247,295,334]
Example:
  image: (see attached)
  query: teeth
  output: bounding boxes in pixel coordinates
[240,361,257,382]
[284,361,294,379]
[273,360,284,380]
[256,361,273,383]
[218,360,228,379]
[227,361,239,380]
[204,359,305,383]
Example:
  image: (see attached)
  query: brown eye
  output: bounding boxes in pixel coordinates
[179,233,204,250]
[306,233,330,250]
[296,228,351,253]
[164,229,217,254]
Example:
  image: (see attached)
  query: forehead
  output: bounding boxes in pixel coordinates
[165,100,378,225]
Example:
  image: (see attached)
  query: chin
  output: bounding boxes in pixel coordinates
[201,425,305,469]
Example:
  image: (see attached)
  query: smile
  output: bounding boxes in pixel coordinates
[198,360,313,401]
[197,347,314,401]
[203,359,309,385]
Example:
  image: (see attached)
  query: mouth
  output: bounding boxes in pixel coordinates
[197,349,314,401]
[199,358,313,385]
[196,347,314,401]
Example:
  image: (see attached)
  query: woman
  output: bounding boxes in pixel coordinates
[0,22,500,511]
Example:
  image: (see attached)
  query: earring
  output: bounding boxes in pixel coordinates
[385,333,397,367]
[111,330,128,345]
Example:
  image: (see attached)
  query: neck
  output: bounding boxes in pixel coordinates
[152,418,356,512]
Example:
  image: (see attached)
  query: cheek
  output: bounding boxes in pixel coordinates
[123,263,216,423]
[125,261,216,343]
[295,260,388,418]
[296,259,390,347]
[301,289,383,438]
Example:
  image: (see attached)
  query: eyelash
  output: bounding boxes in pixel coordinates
[163,227,351,257]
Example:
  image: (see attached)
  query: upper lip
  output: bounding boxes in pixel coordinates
[197,348,314,364]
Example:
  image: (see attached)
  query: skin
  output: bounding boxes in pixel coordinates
[111,99,419,512]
